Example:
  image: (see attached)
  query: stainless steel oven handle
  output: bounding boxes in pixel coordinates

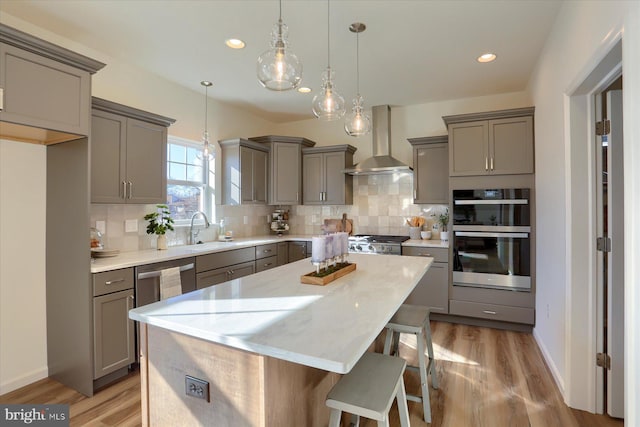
[455,231,529,238]
[454,199,528,205]
[137,263,195,280]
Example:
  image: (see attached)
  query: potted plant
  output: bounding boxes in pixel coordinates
[144,204,174,250]
[437,208,449,241]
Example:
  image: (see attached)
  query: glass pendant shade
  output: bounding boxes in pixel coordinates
[197,81,214,161]
[257,20,302,91]
[345,95,371,136]
[312,67,345,120]
[199,131,214,162]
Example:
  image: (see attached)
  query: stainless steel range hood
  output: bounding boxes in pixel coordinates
[343,105,412,175]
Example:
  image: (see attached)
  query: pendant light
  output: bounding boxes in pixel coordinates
[256,0,302,91]
[344,22,371,137]
[197,81,214,161]
[311,0,345,121]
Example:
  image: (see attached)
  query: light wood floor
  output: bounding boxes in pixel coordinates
[0,321,624,426]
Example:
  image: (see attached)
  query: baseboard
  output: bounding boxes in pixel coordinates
[533,327,565,396]
[0,366,48,396]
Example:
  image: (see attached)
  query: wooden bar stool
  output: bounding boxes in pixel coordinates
[383,304,438,423]
[326,351,411,427]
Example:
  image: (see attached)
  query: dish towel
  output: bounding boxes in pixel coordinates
[160,267,182,300]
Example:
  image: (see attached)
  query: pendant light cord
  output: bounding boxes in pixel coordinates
[327,0,331,69]
[204,85,208,133]
[356,30,360,95]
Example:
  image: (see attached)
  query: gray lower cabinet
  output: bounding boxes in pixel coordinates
[449,285,535,325]
[255,243,278,272]
[92,268,135,380]
[408,136,449,204]
[302,145,356,205]
[91,97,175,204]
[219,138,269,205]
[196,247,256,289]
[0,24,104,144]
[443,107,535,176]
[249,135,316,205]
[277,242,288,266]
[288,241,308,263]
[402,246,449,314]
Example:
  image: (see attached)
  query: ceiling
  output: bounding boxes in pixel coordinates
[0,0,562,123]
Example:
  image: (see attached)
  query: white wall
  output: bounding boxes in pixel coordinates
[0,139,48,394]
[528,0,640,421]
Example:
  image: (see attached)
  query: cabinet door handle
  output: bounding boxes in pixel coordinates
[485,157,489,171]
[128,181,133,199]
[482,310,497,315]
[490,157,494,171]
[122,181,127,199]
[319,191,323,201]
[414,189,417,200]
[296,192,299,202]
[105,278,125,285]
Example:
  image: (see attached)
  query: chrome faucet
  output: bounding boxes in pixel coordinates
[189,211,210,245]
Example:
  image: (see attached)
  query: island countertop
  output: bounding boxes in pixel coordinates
[129,253,432,374]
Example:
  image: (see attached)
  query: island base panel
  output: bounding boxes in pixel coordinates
[139,324,341,426]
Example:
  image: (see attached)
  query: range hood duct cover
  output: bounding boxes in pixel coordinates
[343,105,412,175]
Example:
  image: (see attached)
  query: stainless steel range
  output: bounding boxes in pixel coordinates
[348,235,409,255]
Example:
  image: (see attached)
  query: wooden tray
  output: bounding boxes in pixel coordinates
[300,263,356,286]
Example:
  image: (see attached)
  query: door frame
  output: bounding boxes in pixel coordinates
[564,35,622,412]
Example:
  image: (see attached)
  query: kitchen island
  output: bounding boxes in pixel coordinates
[130,253,432,426]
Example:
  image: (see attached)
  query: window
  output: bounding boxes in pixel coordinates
[166,136,215,224]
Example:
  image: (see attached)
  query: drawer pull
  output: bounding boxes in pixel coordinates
[482,310,497,315]
[263,262,273,267]
[263,249,272,253]
[105,278,125,285]
[419,253,432,257]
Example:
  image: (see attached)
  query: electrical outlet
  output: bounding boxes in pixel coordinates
[546,304,550,319]
[243,215,249,225]
[185,375,209,401]
[125,219,138,233]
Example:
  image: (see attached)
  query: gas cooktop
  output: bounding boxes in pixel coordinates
[348,235,409,255]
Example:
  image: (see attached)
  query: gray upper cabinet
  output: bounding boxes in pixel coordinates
[219,138,269,205]
[302,145,356,205]
[91,97,175,204]
[408,136,448,204]
[0,24,105,144]
[443,107,534,176]
[250,135,316,205]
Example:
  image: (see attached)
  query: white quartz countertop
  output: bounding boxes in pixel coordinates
[129,253,432,374]
[91,235,312,273]
[402,239,449,248]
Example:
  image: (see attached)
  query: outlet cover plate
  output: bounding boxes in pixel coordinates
[125,219,138,233]
[185,375,209,402]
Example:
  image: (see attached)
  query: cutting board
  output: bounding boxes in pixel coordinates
[323,213,353,235]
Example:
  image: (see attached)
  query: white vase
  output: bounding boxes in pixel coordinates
[440,231,449,241]
[157,234,167,250]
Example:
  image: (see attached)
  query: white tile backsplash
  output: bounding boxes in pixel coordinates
[89,175,447,251]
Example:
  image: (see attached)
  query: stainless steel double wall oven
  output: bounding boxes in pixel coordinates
[452,188,531,291]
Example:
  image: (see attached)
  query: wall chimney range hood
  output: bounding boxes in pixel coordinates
[343,105,412,175]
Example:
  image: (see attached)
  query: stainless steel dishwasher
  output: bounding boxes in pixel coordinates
[134,257,196,361]
[134,257,196,308]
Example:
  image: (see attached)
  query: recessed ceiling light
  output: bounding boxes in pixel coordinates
[477,53,497,63]
[225,38,245,49]
[297,87,312,93]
